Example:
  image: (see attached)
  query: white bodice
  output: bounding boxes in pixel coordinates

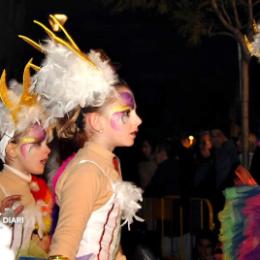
[73,159,143,260]
[75,160,121,260]
[76,194,121,259]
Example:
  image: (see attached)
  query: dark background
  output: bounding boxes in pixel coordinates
[1,0,260,138]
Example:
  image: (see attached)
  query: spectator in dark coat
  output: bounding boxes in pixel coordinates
[144,139,181,197]
[250,136,260,185]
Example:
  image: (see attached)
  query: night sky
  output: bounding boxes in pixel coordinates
[1,0,260,139]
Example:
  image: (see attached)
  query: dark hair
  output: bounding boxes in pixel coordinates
[142,137,156,153]
[196,229,217,247]
[156,138,177,158]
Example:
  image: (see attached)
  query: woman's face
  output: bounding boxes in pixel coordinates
[101,87,142,148]
[13,124,51,175]
[200,133,212,150]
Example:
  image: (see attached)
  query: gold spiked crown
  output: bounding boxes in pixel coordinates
[19,14,97,70]
[0,59,37,123]
[17,13,119,124]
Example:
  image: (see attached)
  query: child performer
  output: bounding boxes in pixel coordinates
[0,60,53,258]
[20,14,143,260]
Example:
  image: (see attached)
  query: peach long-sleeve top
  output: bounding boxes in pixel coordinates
[0,166,49,258]
[0,167,34,208]
[50,142,124,259]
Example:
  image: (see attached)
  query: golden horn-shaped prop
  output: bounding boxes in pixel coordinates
[20,58,37,106]
[33,19,96,68]
[49,14,80,51]
[48,14,68,32]
[19,15,97,68]
[18,35,44,53]
[0,70,15,111]
[253,19,258,34]
[30,63,41,72]
[244,35,254,55]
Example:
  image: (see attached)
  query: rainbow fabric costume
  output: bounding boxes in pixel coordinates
[219,166,260,260]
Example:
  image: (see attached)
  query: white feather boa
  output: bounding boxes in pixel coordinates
[10,203,46,254]
[252,36,260,57]
[0,93,17,138]
[33,40,118,122]
[250,24,260,57]
[0,222,15,260]
[112,181,144,230]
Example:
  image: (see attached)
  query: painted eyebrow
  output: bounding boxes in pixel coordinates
[112,104,130,111]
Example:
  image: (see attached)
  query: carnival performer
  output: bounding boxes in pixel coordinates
[20,14,144,260]
[0,60,53,259]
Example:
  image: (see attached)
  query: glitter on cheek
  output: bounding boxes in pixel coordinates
[111,112,124,130]
[20,143,33,157]
[19,125,47,158]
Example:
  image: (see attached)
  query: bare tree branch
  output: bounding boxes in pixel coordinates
[253,0,260,7]
[231,0,242,28]
[211,0,250,60]
[236,33,251,61]
[209,31,235,39]
[211,0,237,33]
[248,0,253,28]
[220,0,233,25]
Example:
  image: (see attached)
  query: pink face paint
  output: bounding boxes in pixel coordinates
[20,143,33,157]
[111,111,125,130]
[119,91,135,109]
[20,124,46,157]
[110,91,135,130]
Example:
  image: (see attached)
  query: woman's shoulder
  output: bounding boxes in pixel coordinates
[58,155,106,186]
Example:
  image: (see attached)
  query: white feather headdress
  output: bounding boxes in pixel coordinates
[0,60,47,162]
[19,14,118,123]
[245,22,260,57]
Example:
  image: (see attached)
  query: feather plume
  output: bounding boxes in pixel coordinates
[33,40,118,122]
[247,24,260,57]
[112,181,144,230]
[252,36,260,57]
[0,223,15,260]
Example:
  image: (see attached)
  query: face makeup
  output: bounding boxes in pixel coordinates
[20,124,46,157]
[110,91,136,130]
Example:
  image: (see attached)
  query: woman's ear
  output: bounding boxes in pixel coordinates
[5,143,17,161]
[84,112,104,134]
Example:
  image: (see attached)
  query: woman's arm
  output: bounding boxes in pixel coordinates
[0,195,23,215]
[49,163,102,259]
[115,246,127,260]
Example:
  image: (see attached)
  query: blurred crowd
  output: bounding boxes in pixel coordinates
[120,127,259,260]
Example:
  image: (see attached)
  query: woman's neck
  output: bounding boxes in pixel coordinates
[88,138,115,152]
[4,164,32,183]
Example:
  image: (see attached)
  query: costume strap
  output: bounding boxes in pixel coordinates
[78,159,113,186]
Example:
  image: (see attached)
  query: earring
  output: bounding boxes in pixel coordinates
[98,129,103,134]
